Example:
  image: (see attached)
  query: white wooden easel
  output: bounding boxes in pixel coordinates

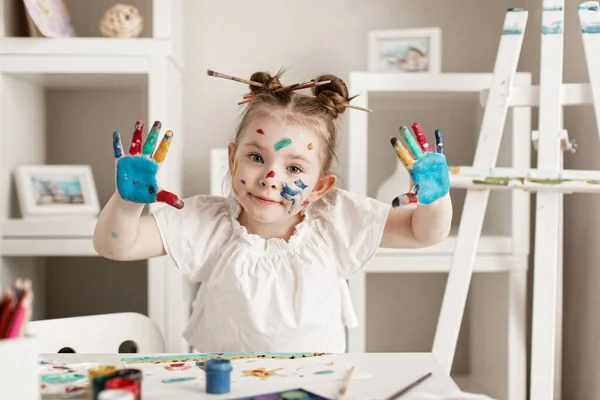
[436,2,600,399]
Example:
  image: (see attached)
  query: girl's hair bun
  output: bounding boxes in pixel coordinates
[312,74,351,119]
[248,71,284,94]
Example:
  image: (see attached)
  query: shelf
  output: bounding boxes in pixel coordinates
[0,38,172,56]
[0,218,97,256]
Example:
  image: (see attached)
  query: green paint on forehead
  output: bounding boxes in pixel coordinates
[274,138,292,151]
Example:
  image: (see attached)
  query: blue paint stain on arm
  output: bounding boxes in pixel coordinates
[116,156,160,203]
[274,138,292,151]
[294,179,308,190]
[110,232,121,244]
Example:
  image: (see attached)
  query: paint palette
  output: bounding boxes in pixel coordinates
[230,388,329,399]
[39,359,101,398]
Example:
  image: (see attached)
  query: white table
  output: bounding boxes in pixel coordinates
[46,352,467,399]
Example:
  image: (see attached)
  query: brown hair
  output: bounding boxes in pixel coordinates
[233,70,353,175]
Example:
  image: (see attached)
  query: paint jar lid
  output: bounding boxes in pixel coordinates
[97,389,135,400]
[205,359,232,372]
[88,365,117,377]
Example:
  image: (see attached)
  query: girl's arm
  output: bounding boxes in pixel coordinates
[380,192,452,248]
[93,191,166,261]
[94,121,184,261]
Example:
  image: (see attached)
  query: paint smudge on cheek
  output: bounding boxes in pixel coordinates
[231,159,240,196]
[307,143,313,150]
[256,129,264,135]
[281,181,311,213]
[274,138,292,151]
[266,170,275,179]
[241,180,246,184]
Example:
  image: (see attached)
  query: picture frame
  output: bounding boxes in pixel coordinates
[15,165,100,219]
[368,27,442,74]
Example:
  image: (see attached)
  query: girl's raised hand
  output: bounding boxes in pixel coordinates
[389,122,449,208]
[113,120,184,209]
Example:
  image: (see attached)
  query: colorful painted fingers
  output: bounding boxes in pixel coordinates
[114,120,184,209]
[390,123,449,207]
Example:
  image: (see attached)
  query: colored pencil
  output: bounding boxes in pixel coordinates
[385,372,433,399]
[2,279,29,338]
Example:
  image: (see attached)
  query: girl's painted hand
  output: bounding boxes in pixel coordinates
[390,122,449,208]
[113,120,184,209]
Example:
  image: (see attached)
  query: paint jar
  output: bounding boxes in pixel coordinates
[205,359,232,394]
[97,389,135,400]
[104,377,139,399]
[88,365,117,400]
[110,369,142,400]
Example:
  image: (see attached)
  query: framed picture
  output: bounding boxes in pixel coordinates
[15,165,100,219]
[368,28,442,73]
[22,0,76,38]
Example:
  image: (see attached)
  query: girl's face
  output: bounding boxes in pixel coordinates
[228,113,335,224]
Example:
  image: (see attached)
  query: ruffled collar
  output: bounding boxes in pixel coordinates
[225,194,315,254]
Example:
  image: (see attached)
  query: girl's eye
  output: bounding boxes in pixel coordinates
[249,153,263,163]
[288,165,302,174]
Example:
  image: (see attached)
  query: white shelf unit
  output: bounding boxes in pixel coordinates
[0,0,189,353]
[346,72,532,400]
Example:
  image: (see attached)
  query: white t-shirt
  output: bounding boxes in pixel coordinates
[152,187,390,353]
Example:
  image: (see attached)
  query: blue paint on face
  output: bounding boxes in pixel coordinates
[241,180,246,184]
[294,179,308,190]
[409,153,450,205]
[116,156,160,203]
[281,183,301,212]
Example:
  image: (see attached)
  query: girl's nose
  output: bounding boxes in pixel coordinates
[260,169,278,189]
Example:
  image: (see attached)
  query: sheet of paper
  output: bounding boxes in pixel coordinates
[120,352,370,392]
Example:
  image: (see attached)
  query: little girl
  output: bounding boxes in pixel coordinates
[93,70,452,353]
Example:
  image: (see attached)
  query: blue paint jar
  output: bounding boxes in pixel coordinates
[205,359,232,394]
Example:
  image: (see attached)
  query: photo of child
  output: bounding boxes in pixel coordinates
[30,175,85,205]
[377,38,430,73]
[368,28,441,74]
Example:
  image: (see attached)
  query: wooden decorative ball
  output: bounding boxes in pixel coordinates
[99,3,144,38]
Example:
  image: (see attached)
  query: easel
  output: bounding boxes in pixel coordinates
[433,2,600,400]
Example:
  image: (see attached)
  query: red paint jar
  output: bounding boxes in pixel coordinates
[104,377,139,399]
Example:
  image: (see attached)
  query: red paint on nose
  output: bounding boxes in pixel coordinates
[257,129,264,134]
[266,170,275,179]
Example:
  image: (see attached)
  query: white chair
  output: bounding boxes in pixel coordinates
[26,312,165,353]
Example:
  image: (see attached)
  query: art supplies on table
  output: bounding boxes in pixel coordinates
[119,352,369,397]
[0,278,33,340]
